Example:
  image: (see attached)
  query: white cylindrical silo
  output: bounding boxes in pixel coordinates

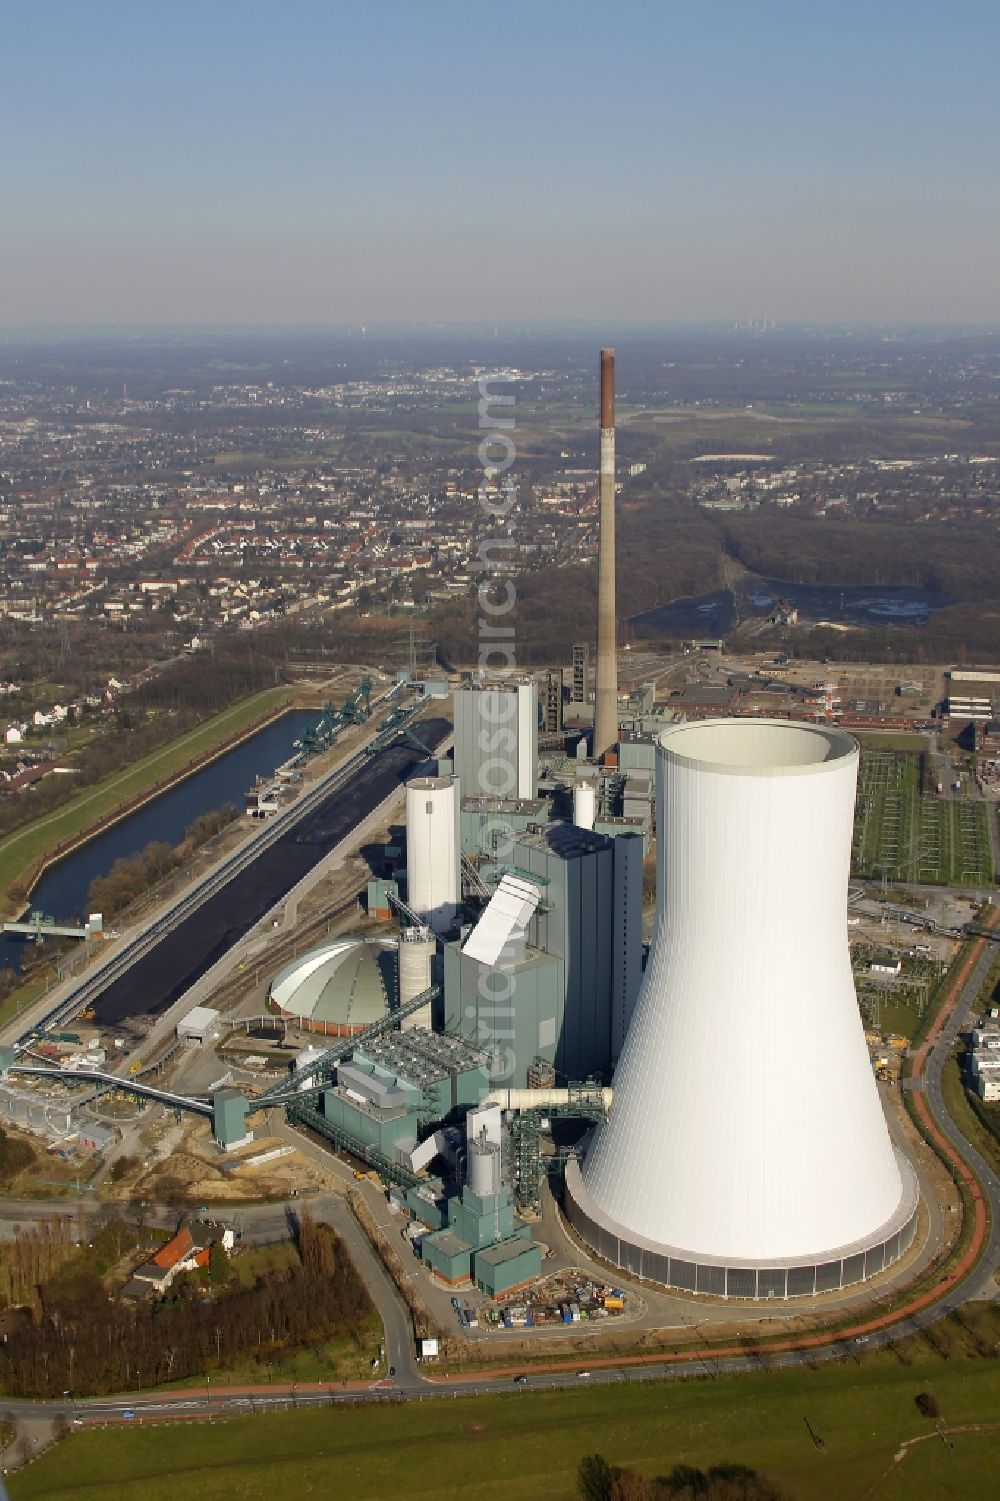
[405,775,460,934]
[292,1044,326,1091]
[398,927,436,1030]
[468,1136,502,1197]
[565,719,918,1300]
[573,779,597,831]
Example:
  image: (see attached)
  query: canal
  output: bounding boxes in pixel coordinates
[1,709,318,974]
[90,717,450,1027]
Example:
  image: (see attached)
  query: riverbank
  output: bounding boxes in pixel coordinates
[0,686,300,918]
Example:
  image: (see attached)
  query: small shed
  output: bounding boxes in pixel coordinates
[78,1123,117,1154]
[177,1006,222,1045]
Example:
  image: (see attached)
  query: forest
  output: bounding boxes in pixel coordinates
[719,513,1000,599]
[0,1206,373,1398]
[432,499,1000,668]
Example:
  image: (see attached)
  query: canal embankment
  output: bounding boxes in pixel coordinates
[0,699,447,1045]
[0,686,304,918]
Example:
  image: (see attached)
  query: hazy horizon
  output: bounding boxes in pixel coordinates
[4,1,999,328]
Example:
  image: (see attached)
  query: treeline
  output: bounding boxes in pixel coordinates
[86,804,240,918]
[0,1210,122,1312]
[132,643,277,715]
[721,514,1000,601]
[578,1454,789,1501]
[433,498,1000,668]
[0,616,185,709]
[0,1210,373,1398]
[433,502,724,666]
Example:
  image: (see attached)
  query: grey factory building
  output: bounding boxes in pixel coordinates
[443,822,643,1087]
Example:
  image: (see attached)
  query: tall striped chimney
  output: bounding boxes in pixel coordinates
[593,348,617,761]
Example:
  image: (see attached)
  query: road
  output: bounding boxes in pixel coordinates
[2,933,999,1433]
[914,935,1000,1302]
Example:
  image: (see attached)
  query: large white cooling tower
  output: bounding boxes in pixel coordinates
[566,719,918,1300]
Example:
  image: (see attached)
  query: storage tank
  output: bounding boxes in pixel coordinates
[398,927,436,1030]
[405,776,460,934]
[467,1134,502,1197]
[292,1044,326,1090]
[565,719,919,1300]
[573,780,597,831]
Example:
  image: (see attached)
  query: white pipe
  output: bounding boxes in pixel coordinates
[482,1086,614,1112]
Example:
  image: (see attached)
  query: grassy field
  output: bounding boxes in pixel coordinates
[0,969,57,1032]
[854,732,930,754]
[13,1347,1000,1500]
[0,686,296,908]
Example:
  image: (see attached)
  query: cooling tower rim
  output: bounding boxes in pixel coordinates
[565,1145,918,1279]
[657,718,858,777]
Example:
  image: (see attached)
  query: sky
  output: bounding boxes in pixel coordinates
[2,0,999,328]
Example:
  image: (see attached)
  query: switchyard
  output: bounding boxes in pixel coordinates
[853,749,994,886]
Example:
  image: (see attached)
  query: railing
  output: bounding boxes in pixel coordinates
[253,984,442,1108]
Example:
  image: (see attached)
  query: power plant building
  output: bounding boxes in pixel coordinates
[444,822,643,1086]
[398,927,437,1029]
[566,719,919,1299]
[571,643,590,711]
[544,669,564,733]
[321,1029,487,1162]
[460,795,549,861]
[410,1129,543,1294]
[453,680,538,801]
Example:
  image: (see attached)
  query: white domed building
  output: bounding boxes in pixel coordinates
[268,936,391,1036]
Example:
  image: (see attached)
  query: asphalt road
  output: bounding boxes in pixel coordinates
[918,937,1000,1302]
[1,909,998,1427]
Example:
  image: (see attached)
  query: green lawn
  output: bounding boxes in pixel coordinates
[0,969,57,1032]
[13,1352,1000,1500]
[942,1048,1000,1178]
[0,687,295,908]
[854,732,930,754]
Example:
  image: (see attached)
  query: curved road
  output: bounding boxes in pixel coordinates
[2,921,999,1430]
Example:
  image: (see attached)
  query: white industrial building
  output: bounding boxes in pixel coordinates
[970,1028,1000,1101]
[405,775,461,934]
[976,1061,1000,1102]
[566,719,919,1299]
[176,1006,222,1045]
[573,779,597,830]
